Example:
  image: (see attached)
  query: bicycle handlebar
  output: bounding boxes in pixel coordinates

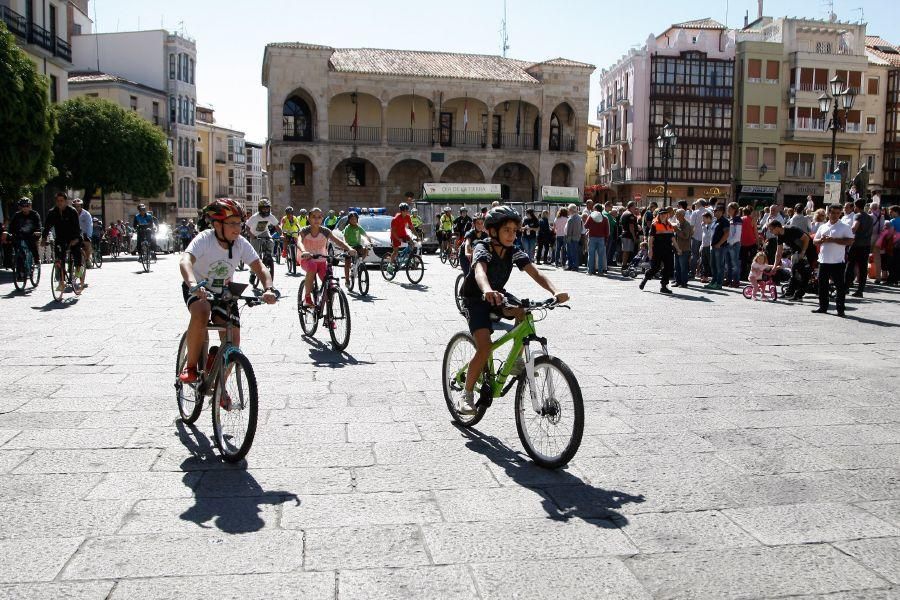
[191,280,280,305]
[502,297,570,311]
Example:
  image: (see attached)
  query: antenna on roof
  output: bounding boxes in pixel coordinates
[500,0,510,57]
[853,7,864,23]
[823,0,836,21]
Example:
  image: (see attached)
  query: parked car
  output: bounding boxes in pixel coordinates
[331,214,394,265]
[129,223,175,253]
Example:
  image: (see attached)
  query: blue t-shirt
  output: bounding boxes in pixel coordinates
[134,213,154,228]
[891,217,900,232]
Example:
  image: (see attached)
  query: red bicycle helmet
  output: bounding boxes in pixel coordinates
[203,198,244,222]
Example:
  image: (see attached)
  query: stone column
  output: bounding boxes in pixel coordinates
[486,109,494,150]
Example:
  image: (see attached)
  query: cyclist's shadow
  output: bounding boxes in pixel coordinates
[458,427,644,527]
[175,421,299,534]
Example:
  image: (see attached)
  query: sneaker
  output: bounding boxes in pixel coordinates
[56,282,65,292]
[660,286,673,294]
[179,366,199,383]
[457,390,477,415]
[639,278,647,290]
[851,291,863,298]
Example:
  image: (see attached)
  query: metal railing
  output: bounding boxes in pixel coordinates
[196,164,207,178]
[1,7,71,61]
[550,134,576,152]
[282,123,316,142]
[54,36,71,61]
[387,128,433,145]
[494,132,537,150]
[329,124,381,144]
[650,84,733,99]
[441,129,485,148]
[1,6,27,37]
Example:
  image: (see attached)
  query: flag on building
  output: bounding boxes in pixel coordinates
[463,94,469,132]
[410,89,415,127]
[351,96,359,140]
[515,98,521,138]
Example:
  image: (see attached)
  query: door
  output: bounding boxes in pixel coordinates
[440,112,453,147]
[49,4,57,39]
[492,115,502,148]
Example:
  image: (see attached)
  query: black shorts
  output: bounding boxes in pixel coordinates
[461,292,518,334]
[181,282,240,327]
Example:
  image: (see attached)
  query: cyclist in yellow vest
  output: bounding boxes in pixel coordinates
[297,208,309,228]
[439,206,454,254]
[410,208,424,238]
[281,206,303,261]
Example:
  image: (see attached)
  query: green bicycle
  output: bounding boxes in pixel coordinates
[442,298,583,468]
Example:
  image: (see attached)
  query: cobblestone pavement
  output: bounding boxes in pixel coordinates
[1,252,899,599]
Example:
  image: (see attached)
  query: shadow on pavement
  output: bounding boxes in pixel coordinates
[307,341,375,368]
[175,421,298,534]
[399,282,429,292]
[32,298,78,311]
[458,427,645,527]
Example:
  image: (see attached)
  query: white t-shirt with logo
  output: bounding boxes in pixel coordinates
[246,213,279,238]
[814,220,853,265]
[185,229,259,293]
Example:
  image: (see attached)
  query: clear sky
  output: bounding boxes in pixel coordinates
[91,0,899,143]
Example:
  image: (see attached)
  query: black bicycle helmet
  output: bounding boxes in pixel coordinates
[18,197,32,207]
[285,206,294,213]
[258,199,271,210]
[398,202,410,211]
[484,205,522,230]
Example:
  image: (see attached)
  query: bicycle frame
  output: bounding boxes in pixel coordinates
[16,240,35,272]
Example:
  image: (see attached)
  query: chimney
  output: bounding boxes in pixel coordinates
[758,0,763,19]
[744,10,749,28]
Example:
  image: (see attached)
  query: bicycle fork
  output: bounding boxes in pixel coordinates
[522,337,552,413]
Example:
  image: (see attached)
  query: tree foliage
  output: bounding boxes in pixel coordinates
[0,22,56,203]
[52,97,171,208]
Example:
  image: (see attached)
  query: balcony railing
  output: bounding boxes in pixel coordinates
[788,118,826,131]
[282,123,316,142]
[387,128,433,145]
[494,132,537,151]
[27,22,52,53]
[650,84,733,99]
[196,164,207,178]
[2,7,72,62]
[329,124,380,144]
[215,152,226,164]
[1,6,27,37]
[550,134,576,152]
[54,36,71,61]
[609,167,651,183]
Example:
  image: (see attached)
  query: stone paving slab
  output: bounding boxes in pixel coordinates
[1,254,899,597]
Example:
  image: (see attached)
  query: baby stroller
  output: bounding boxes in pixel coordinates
[623,253,652,278]
[743,267,785,302]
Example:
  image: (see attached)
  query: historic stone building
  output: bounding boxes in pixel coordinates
[262,43,594,212]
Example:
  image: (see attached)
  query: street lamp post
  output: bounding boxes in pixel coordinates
[819,75,857,199]
[656,123,677,206]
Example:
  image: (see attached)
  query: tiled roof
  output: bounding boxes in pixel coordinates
[672,18,727,30]
[265,43,593,83]
[865,35,900,67]
[329,48,542,83]
[67,71,166,95]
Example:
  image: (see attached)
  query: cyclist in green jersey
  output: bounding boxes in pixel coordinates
[341,211,373,285]
[439,207,454,254]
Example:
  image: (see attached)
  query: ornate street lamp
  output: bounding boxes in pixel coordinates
[656,123,677,205]
[820,76,857,174]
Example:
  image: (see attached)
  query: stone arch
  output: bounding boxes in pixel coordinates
[327,91,382,143]
[551,162,572,187]
[386,159,433,203]
[288,153,314,210]
[440,160,485,184]
[385,94,434,143]
[491,162,536,202]
[330,157,381,211]
[492,99,540,149]
[438,97,490,147]
[550,101,576,151]
[282,86,318,141]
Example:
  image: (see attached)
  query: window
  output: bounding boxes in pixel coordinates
[785,152,815,178]
[744,147,759,169]
[845,110,861,132]
[867,116,877,133]
[866,155,876,172]
[177,53,182,81]
[167,138,174,160]
[189,58,195,84]
[868,77,879,95]
[283,96,313,141]
[747,105,760,128]
[49,75,58,103]
[762,148,776,170]
[169,53,175,79]
[190,99,195,126]
[765,60,779,82]
[763,106,777,128]
[290,161,305,186]
[169,96,176,122]
[177,95,182,123]
[822,154,852,175]
[152,101,159,125]
[129,96,138,111]
[748,59,762,81]
[345,161,365,186]
[177,137,183,166]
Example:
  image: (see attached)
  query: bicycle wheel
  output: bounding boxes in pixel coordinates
[358,266,370,296]
[327,287,352,351]
[29,255,41,288]
[454,274,465,314]
[140,243,151,272]
[767,285,778,302]
[51,262,64,302]
[298,280,319,336]
[175,333,203,423]
[742,285,753,299]
[211,351,258,462]
[94,247,103,268]
[449,250,459,269]
[406,255,424,284]
[514,355,584,469]
[13,252,27,292]
[441,332,488,427]
[380,254,397,281]
[347,268,356,292]
[439,248,448,264]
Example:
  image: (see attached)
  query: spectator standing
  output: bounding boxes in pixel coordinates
[740,206,758,281]
[689,198,709,276]
[841,201,856,228]
[642,202,658,239]
[672,208,693,287]
[705,205,729,289]
[565,203,584,270]
[759,204,783,263]
[788,203,812,233]
[805,194,815,214]
[619,201,639,271]
[521,208,539,260]
[553,207,568,267]
[639,207,675,294]
[536,209,552,264]
[812,204,854,316]
[845,198,873,297]
[603,202,619,267]
[870,202,887,283]
[584,206,609,275]
[699,212,714,283]
[724,202,743,286]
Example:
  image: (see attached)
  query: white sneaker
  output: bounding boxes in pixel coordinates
[457,391,477,415]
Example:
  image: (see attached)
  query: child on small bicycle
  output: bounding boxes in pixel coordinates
[178,198,277,383]
[341,210,372,286]
[748,251,772,300]
[298,207,356,307]
[456,206,569,415]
